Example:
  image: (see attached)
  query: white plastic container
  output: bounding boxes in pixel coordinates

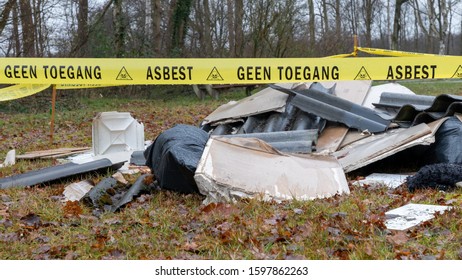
[92,112,144,155]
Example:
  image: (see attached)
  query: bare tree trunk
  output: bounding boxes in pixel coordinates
[227,0,235,57]
[414,10,419,51]
[308,0,315,50]
[12,1,21,56]
[171,0,193,55]
[234,0,244,57]
[0,0,16,36]
[33,0,45,56]
[391,0,409,50]
[349,0,358,35]
[413,0,448,54]
[152,0,161,56]
[387,0,391,48]
[363,0,375,47]
[437,0,448,55]
[19,0,36,57]
[202,0,213,55]
[335,0,341,36]
[113,0,125,57]
[77,0,88,57]
[322,0,329,32]
[145,0,152,41]
[165,0,176,51]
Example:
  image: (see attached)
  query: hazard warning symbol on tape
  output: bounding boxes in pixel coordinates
[206,67,224,81]
[354,66,371,80]
[116,67,133,80]
[451,65,462,78]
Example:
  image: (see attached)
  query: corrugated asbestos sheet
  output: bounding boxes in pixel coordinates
[220,130,318,153]
[202,81,379,154]
[362,83,416,109]
[202,83,291,125]
[373,93,462,126]
[315,81,371,153]
[0,159,123,189]
[203,83,335,153]
[374,92,435,110]
[270,84,391,133]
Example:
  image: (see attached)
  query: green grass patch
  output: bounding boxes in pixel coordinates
[1,82,462,259]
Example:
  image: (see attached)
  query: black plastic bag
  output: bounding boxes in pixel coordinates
[407,163,462,191]
[144,124,209,194]
[424,117,462,164]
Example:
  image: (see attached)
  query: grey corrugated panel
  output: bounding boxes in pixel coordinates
[292,111,326,131]
[386,101,462,127]
[271,85,391,133]
[209,83,334,136]
[412,102,462,125]
[373,92,435,109]
[82,177,118,208]
[0,159,123,189]
[222,129,318,143]
[305,82,336,95]
[111,174,152,212]
[202,84,290,125]
[211,123,233,135]
[220,130,317,153]
[262,100,299,132]
[374,94,462,124]
[130,151,146,166]
[262,112,284,132]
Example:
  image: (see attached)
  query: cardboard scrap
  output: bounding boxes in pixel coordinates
[385,203,451,230]
[112,172,128,184]
[194,137,349,204]
[354,173,409,189]
[63,180,94,202]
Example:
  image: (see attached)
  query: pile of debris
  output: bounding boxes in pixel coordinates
[147,81,462,204]
[1,81,461,227]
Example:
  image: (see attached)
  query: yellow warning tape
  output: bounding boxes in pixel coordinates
[2,53,462,101]
[357,47,442,57]
[325,52,356,58]
[0,84,50,101]
[0,83,119,101]
[1,56,462,86]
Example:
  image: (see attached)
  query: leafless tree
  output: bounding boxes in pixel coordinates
[412,0,450,54]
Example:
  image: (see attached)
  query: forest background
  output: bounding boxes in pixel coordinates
[0,0,461,61]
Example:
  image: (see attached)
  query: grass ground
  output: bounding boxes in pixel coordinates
[0,82,462,260]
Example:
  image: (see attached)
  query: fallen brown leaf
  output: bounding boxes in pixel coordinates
[20,213,41,229]
[63,201,83,217]
[387,231,409,246]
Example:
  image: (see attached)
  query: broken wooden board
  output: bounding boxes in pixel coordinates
[16,147,91,160]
